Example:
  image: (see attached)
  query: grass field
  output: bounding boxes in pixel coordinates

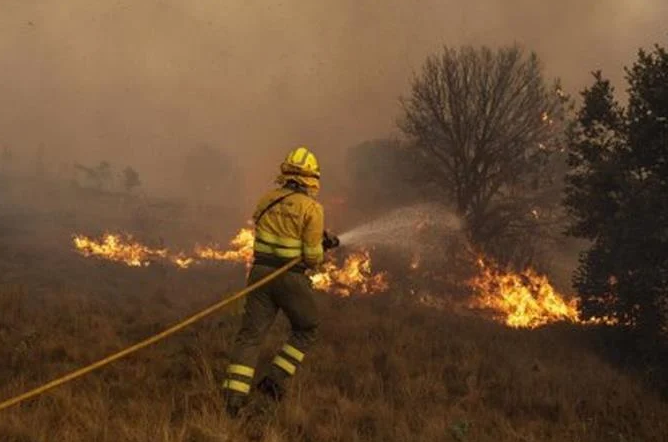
[1,179,667,441]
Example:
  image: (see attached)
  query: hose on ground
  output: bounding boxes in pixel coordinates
[0,257,302,412]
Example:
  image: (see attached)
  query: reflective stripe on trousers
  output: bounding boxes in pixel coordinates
[226,265,318,393]
[272,343,306,377]
[222,364,255,395]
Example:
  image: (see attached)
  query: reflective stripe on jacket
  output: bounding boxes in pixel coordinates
[252,188,324,267]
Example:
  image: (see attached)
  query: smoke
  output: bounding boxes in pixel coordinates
[1,0,666,206]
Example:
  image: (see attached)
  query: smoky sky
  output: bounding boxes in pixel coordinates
[1,0,666,198]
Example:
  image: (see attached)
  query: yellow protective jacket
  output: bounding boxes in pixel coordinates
[252,187,325,269]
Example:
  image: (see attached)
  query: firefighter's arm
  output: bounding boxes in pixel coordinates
[302,202,325,268]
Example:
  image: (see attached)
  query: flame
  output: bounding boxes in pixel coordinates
[171,253,195,269]
[73,228,389,297]
[194,228,254,267]
[73,233,167,267]
[310,250,389,297]
[468,258,617,329]
[72,229,254,270]
[410,253,421,270]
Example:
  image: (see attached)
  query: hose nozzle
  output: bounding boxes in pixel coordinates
[322,230,340,250]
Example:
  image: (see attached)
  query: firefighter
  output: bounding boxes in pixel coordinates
[222,146,339,418]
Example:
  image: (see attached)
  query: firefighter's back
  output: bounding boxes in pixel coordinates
[252,187,324,271]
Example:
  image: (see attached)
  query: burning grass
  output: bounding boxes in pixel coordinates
[193,227,255,269]
[0,204,665,441]
[6,175,668,441]
[310,250,389,297]
[74,228,623,329]
[73,233,168,267]
[72,229,255,270]
[73,228,390,298]
[467,257,619,329]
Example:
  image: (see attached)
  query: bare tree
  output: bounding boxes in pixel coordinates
[73,160,113,191]
[399,45,570,265]
[122,166,141,193]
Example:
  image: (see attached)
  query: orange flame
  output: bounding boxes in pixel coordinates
[467,258,617,328]
[410,253,421,270]
[194,228,255,270]
[171,253,195,269]
[72,229,254,270]
[73,233,167,267]
[310,250,389,297]
[72,228,389,297]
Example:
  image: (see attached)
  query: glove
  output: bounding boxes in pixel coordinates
[322,230,340,250]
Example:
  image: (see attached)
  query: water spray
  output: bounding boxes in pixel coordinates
[336,203,463,249]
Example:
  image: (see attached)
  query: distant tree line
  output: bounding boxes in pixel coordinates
[74,161,141,194]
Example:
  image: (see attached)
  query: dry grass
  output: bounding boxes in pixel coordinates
[1,270,668,442]
[1,180,667,441]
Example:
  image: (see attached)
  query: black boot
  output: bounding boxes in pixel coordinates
[224,392,248,419]
[256,376,285,402]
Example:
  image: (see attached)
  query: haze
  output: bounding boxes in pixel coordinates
[1,0,666,202]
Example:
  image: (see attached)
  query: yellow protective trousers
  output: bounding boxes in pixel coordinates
[222,264,318,398]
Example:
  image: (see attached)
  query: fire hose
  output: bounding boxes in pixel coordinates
[0,257,303,412]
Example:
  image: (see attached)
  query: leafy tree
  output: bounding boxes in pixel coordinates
[399,45,569,264]
[564,45,668,337]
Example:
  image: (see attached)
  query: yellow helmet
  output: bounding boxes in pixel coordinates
[281,146,320,178]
